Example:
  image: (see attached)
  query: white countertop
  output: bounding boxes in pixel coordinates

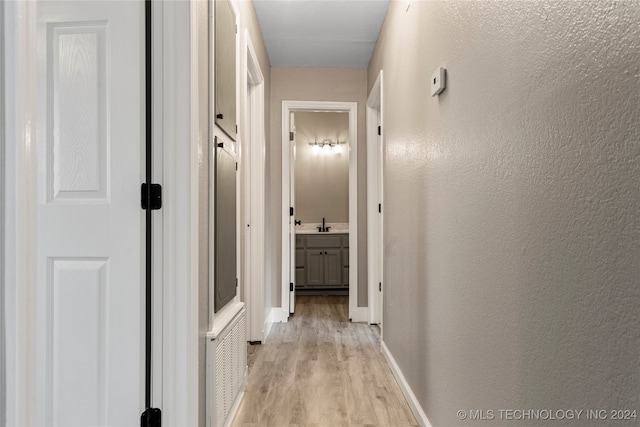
[295,222,349,234]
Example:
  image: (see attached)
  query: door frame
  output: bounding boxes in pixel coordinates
[3,2,200,425]
[366,71,384,330]
[0,0,6,421]
[281,100,365,322]
[240,29,266,343]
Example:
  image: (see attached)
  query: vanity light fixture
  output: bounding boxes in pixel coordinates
[308,138,345,152]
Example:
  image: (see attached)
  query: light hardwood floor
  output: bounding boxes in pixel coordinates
[232,295,418,427]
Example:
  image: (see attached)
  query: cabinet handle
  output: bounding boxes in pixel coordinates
[319,251,322,255]
[325,251,327,255]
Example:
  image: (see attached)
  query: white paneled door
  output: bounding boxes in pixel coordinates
[35,1,144,425]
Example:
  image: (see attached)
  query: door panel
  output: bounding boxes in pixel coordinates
[36,1,144,425]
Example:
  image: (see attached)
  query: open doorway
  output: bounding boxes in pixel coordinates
[281,101,365,321]
[293,111,349,298]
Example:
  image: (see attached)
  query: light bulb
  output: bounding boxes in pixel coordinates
[334,144,343,153]
[311,144,320,154]
[322,143,331,152]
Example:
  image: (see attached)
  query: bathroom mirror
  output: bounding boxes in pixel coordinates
[214,0,237,140]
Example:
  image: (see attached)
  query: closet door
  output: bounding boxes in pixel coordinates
[34,1,145,424]
[214,0,237,140]
[214,140,237,311]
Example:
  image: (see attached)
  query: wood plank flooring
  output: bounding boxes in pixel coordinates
[232,295,418,427]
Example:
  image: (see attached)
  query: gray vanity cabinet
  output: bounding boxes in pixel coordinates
[305,249,341,286]
[296,234,348,289]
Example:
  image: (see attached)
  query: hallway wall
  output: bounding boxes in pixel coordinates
[199,1,271,425]
[368,1,640,425]
[269,67,369,308]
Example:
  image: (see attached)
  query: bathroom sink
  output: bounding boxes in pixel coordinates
[295,222,349,234]
[296,229,348,235]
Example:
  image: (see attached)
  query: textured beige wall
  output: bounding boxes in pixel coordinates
[369,1,640,425]
[295,112,349,223]
[270,67,369,308]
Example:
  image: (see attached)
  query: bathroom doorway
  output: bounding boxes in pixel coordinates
[294,111,349,295]
[282,101,365,321]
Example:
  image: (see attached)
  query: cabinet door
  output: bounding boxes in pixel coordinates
[295,249,305,268]
[323,249,342,286]
[295,268,306,288]
[306,250,324,286]
[214,0,237,140]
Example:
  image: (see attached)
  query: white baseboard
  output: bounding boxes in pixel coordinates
[381,340,433,427]
[264,307,289,342]
[350,306,368,323]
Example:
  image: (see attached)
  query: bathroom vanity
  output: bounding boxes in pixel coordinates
[295,233,349,292]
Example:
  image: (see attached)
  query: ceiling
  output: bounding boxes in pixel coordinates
[253,0,391,68]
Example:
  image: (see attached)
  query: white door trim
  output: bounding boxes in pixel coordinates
[366,71,384,329]
[160,1,199,425]
[0,0,7,421]
[240,29,266,342]
[281,100,363,322]
[4,2,42,422]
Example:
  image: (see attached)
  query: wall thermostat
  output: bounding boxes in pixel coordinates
[430,66,446,97]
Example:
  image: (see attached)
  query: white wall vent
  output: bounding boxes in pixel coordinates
[207,305,247,427]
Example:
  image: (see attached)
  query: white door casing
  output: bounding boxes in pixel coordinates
[281,100,362,321]
[367,71,384,330]
[289,112,296,314]
[35,1,144,425]
[241,29,267,342]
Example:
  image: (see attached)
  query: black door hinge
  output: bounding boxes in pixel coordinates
[289,131,294,141]
[378,203,382,213]
[217,142,224,148]
[141,408,161,427]
[290,282,294,292]
[236,162,238,171]
[378,125,381,136]
[379,282,382,292]
[141,184,162,210]
[290,207,294,216]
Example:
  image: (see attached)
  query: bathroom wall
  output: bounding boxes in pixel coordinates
[369,1,640,425]
[270,67,369,309]
[295,112,349,224]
